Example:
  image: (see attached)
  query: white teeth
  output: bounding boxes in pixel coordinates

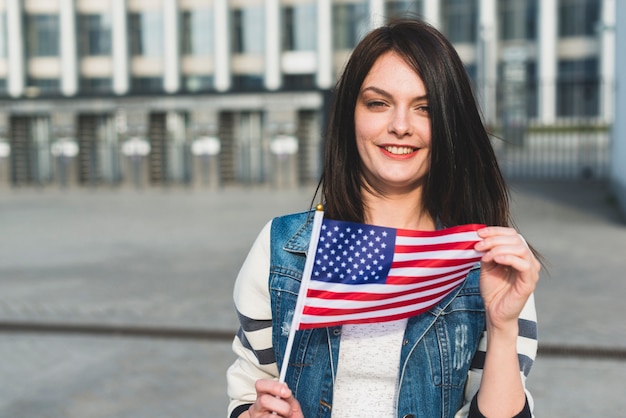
[383,145,416,155]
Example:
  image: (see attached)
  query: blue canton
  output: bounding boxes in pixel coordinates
[312,219,396,285]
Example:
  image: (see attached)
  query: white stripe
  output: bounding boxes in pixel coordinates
[517,335,538,359]
[304,277,465,310]
[395,231,481,246]
[519,294,537,321]
[308,269,469,294]
[388,261,478,277]
[242,327,274,352]
[392,249,481,262]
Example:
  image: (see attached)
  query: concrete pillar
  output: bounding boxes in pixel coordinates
[316,0,333,89]
[51,112,78,188]
[214,0,231,92]
[6,0,25,98]
[118,109,150,188]
[538,0,557,123]
[422,0,441,29]
[477,0,497,125]
[189,110,220,190]
[0,113,9,188]
[369,0,385,29]
[112,0,130,95]
[611,0,626,216]
[60,0,78,96]
[599,0,615,122]
[266,108,298,189]
[163,0,181,93]
[264,0,281,90]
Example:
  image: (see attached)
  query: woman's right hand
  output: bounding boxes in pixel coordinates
[243,379,304,418]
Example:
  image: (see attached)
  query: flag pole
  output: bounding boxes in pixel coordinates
[278,204,325,383]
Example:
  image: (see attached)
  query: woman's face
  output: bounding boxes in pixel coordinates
[354,51,431,195]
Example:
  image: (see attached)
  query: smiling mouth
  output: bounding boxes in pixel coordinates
[382,145,418,155]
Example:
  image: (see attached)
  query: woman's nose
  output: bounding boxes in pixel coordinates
[388,109,412,137]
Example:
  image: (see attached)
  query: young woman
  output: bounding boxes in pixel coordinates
[227,19,540,418]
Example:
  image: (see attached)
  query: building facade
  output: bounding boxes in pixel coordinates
[0,0,615,188]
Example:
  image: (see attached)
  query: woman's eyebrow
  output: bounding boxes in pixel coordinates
[360,86,428,102]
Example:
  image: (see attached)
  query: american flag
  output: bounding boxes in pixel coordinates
[297,219,485,329]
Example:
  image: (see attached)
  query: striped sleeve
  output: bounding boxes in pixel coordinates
[455,293,538,418]
[227,220,279,418]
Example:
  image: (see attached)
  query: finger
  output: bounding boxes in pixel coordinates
[256,394,291,417]
[484,252,535,274]
[482,248,541,286]
[253,380,293,417]
[255,380,291,398]
[475,235,529,255]
[477,226,518,238]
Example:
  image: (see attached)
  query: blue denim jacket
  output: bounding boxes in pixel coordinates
[269,211,486,418]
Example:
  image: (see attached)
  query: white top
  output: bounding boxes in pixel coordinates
[332,319,408,417]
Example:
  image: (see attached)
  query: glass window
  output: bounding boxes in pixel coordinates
[129,12,164,57]
[385,0,423,19]
[25,14,60,57]
[183,75,213,92]
[26,77,60,94]
[442,0,476,43]
[557,59,599,116]
[79,14,112,56]
[232,75,263,91]
[333,2,368,50]
[558,0,600,37]
[283,74,315,90]
[131,76,163,93]
[232,6,264,54]
[525,61,538,118]
[499,0,537,41]
[80,77,113,94]
[182,8,213,56]
[283,3,317,51]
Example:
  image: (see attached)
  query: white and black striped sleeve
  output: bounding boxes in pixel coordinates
[227,220,279,418]
[455,293,538,418]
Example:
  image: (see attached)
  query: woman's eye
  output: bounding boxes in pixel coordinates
[366,101,386,109]
[416,105,430,113]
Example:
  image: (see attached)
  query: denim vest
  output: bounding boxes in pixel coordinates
[269,211,486,418]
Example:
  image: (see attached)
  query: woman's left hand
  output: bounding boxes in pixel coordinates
[475,226,541,331]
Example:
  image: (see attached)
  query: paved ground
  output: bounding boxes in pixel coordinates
[0,180,625,417]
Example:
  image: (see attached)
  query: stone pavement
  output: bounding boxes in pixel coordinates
[0,181,625,417]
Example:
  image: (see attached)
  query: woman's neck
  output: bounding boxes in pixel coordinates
[362,187,435,231]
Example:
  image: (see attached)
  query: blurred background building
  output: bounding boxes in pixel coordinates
[0,0,617,190]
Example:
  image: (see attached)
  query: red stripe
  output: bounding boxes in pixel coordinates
[394,240,479,253]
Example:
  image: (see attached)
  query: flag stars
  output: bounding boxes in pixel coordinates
[312,220,395,285]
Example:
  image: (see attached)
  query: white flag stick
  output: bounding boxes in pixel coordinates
[278,205,325,383]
